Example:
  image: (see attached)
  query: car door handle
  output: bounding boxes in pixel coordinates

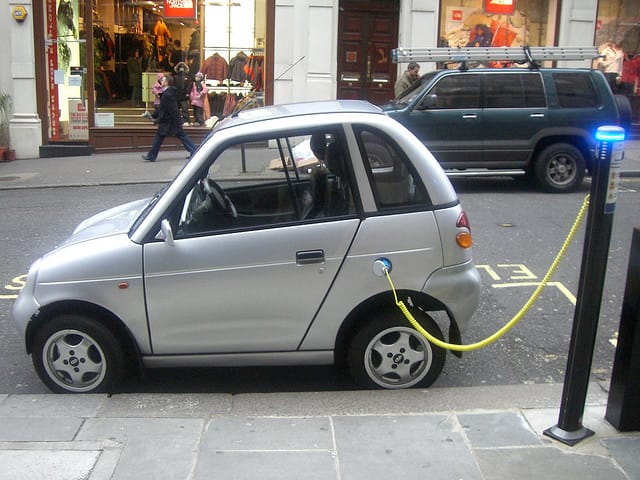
[462,114,477,119]
[296,250,325,265]
[530,113,545,118]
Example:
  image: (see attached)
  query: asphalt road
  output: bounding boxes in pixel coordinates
[1,177,639,394]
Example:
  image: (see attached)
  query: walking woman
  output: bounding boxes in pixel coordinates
[142,74,196,162]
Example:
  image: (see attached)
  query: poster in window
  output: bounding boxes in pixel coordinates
[164,0,196,19]
[484,0,515,15]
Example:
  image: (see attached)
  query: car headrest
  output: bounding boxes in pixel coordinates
[309,133,327,161]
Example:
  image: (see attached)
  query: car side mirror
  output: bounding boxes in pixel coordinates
[416,94,437,110]
[157,219,175,246]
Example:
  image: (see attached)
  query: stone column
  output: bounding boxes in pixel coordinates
[8,0,42,159]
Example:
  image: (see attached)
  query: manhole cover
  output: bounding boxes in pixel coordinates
[0,176,20,182]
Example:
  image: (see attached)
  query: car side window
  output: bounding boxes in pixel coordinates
[485,73,546,108]
[175,130,356,238]
[421,74,481,109]
[553,73,599,108]
[357,129,430,210]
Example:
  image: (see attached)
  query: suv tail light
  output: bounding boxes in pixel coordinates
[456,211,473,248]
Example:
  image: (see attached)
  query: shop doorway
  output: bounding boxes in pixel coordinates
[336,0,399,105]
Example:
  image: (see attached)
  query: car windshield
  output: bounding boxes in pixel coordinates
[391,71,439,106]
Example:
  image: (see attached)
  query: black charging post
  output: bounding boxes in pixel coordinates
[544,125,626,446]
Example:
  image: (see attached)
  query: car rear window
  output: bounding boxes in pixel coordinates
[485,73,546,108]
[356,128,430,210]
[552,72,599,108]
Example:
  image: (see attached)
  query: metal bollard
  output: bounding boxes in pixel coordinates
[605,227,640,431]
[544,125,626,446]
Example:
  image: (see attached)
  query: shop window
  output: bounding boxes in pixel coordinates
[438,1,553,51]
[43,0,267,142]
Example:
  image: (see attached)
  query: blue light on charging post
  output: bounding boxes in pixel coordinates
[595,125,625,215]
[544,124,626,446]
[595,126,626,142]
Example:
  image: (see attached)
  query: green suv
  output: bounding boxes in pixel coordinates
[383,65,631,192]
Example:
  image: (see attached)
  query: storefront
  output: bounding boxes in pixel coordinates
[33,0,274,154]
[10,0,636,158]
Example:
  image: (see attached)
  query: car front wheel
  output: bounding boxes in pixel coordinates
[534,143,585,193]
[348,310,445,389]
[32,314,125,393]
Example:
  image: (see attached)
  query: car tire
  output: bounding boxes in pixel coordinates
[348,309,445,389]
[614,95,632,133]
[32,314,125,393]
[533,143,585,193]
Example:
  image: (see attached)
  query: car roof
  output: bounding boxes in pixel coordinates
[214,100,385,131]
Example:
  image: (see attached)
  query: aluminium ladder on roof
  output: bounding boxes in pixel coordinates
[391,46,601,65]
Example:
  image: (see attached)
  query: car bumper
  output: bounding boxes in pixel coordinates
[423,260,481,333]
[12,259,41,341]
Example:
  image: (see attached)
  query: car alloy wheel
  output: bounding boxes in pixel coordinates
[348,310,445,389]
[32,315,124,393]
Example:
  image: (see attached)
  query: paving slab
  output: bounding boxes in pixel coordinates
[0,417,84,442]
[195,451,338,480]
[201,416,334,451]
[0,450,99,480]
[333,414,482,480]
[600,436,640,480]
[0,394,106,417]
[77,418,203,480]
[97,393,232,418]
[474,446,628,480]
[458,411,541,448]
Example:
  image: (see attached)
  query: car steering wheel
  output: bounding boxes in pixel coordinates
[202,178,237,219]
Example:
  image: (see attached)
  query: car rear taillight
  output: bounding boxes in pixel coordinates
[456,211,473,248]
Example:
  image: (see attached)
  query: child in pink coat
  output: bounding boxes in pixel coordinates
[189,71,208,126]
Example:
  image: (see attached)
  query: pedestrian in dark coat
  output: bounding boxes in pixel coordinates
[142,74,197,162]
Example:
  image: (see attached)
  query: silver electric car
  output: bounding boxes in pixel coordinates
[13,100,480,393]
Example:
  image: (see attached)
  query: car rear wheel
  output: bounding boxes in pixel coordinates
[534,143,585,193]
[32,314,125,393]
[348,310,445,389]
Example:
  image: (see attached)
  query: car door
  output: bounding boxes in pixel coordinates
[142,133,360,355]
[403,73,483,168]
[481,72,547,168]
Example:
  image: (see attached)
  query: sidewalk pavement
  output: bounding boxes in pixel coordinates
[0,382,639,480]
[0,140,639,190]
[0,145,639,479]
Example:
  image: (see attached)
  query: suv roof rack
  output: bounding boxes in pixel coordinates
[392,46,601,70]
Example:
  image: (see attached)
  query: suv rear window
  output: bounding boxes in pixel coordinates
[485,73,546,108]
[553,73,599,108]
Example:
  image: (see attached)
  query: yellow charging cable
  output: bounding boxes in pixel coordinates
[385,194,591,352]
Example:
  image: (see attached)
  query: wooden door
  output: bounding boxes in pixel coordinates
[337,0,399,105]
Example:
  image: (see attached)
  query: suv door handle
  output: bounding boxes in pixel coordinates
[296,250,325,265]
[530,113,545,118]
[462,114,477,119]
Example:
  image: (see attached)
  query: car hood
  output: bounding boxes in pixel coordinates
[59,198,151,247]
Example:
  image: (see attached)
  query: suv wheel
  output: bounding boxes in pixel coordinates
[534,143,585,193]
[32,314,125,393]
[348,310,445,389]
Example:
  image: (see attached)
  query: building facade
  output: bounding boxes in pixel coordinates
[2,0,639,159]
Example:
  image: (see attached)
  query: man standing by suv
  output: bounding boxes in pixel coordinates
[394,62,420,97]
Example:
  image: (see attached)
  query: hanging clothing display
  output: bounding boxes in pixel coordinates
[228,51,248,83]
[201,53,228,82]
